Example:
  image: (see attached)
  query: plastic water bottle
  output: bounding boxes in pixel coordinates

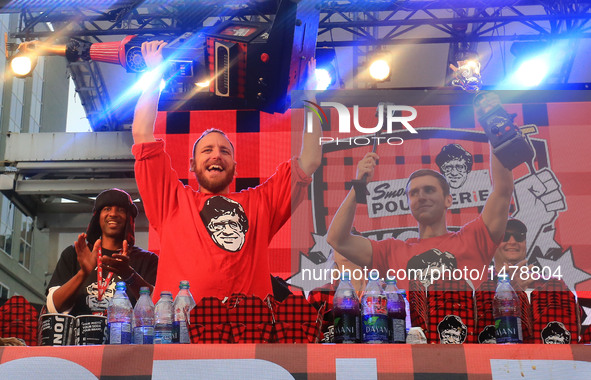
[173,280,196,344]
[361,273,388,343]
[107,282,132,344]
[333,272,361,343]
[133,287,155,344]
[154,291,174,344]
[384,278,406,343]
[493,274,523,343]
[399,289,412,333]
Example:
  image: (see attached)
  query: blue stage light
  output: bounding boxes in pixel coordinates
[514,55,550,87]
[315,68,332,91]
[314,48,338,91]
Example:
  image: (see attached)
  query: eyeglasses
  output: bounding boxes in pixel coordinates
[440,163,467,174]
[209,220,242,232]
[503,231,526,242]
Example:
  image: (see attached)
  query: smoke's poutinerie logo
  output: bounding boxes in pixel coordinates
[304,101,418,146]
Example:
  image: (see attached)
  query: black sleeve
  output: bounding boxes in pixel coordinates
[129,247,159,286]
[46,246,80,293]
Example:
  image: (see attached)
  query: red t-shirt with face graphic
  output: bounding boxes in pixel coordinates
[133,140,312,302]
[370,216,498,290]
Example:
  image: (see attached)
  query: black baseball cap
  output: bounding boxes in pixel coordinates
[506,218,527,233]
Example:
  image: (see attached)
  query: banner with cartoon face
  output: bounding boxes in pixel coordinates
[287,90,591,297]
[154,89,591,324]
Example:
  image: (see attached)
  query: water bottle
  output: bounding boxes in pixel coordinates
[154,291,174,344]
[107,282,133,344]
[384,278,406,343]
[493,274,523,343]
[173,280,196,344]
[133,287,155,344]
[399,289,412,333]
[361,273,388,343]
[333,272,361,343]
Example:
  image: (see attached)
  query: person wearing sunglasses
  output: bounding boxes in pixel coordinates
[492,218,537,289]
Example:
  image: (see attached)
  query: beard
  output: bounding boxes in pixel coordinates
[196,164,236,193]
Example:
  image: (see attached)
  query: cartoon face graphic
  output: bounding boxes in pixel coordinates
[437,315,467,344]
[541,321,571,344]
[440,158,469,189]
[440,328,462,344]
[200,196,249,252]
[208,213,245,252]
[435,144,473,189]
[478,325,497,344]
[407,249,457,288]
[86,281,117,312]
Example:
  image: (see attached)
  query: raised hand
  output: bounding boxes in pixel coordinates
[141,40,167,71]
[16,40,40,54]
[74,233,98,276]
[356,152,379,182]
[101,240,134,280]
[303,57,318,93]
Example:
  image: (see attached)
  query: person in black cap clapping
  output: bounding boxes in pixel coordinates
[46,188,158,316]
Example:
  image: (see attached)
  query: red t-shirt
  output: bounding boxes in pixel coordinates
[370,216,498,290]
[133,140,312,301]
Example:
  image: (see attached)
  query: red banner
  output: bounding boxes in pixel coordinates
[1,344,590,379]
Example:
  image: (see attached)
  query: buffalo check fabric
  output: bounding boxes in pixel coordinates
[427,280,475,344]
[475,280,496,343]
[273,294,324,343]
[215,323,246,344]
[227,294,274,343]
[189,297,230,343]
[580,325,591,344]
[518,290,534,343]
[408,280,428,333]
[531,279,578,344]
[187,294,328,343]
[0,296,39,346]
[307,282,337,342]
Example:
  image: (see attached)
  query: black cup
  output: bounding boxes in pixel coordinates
[39,313,75,346]
[75,315,107,345]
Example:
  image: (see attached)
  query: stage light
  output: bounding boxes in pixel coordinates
[514,55,550,87]
[509,41,558,88]
[314,68,332,91]
[368,56,390,82]
[450,58,481,93]
[5,0,319,114]
[314,47,337,91]
[135,69,167,93]
[195,80,210,88]
[10,55,36,77]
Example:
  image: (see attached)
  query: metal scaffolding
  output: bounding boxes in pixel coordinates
[1,0,589,220]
